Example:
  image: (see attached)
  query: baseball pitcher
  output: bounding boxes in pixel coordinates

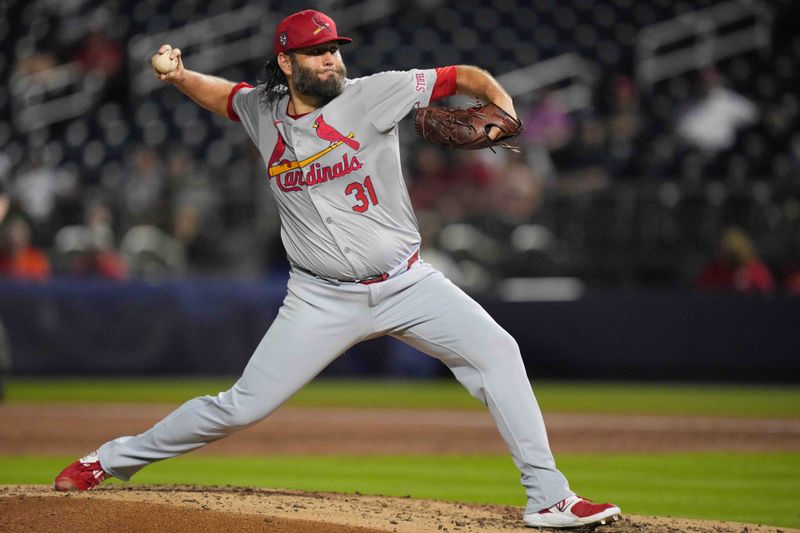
[54,10,620,528]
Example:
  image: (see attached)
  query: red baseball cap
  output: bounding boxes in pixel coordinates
[273,10,352,55]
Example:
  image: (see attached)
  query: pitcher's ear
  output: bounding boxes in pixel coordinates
[277,52,293,77]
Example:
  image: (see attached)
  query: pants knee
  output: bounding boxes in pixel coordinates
[210,391,269,430]
[453,330,524,402]
[483,330,524,371]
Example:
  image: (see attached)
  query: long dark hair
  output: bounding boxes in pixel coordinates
[257,55,290,106]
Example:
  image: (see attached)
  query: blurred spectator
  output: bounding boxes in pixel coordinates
[462,154,553,279]
[408,145,456,211]
[73,30,122,79]
[119,146,167,228]
[409,147,497,223]
[557,117,610,194]
[448,151,498,218]
[782,265,800,295]
[491,153,546,224]
[76,200,128,280]
[12,50,59,82]
[522,89,575,151]
[172,203,225,274]
[167,151,226,272]
[71,8,128,104]
[520,90,575,185]
[0,184,8,224]
[675,67,758,154]
[781,232,800,295]
[120,225,186,280]
[417,211,464,287]
[59,229,129,281]
[0,178,10,398]
[605,75,641,178]
[0,216,52,281]
[167,150,218,215]
[695,227,775,294]
[10,157,79,238]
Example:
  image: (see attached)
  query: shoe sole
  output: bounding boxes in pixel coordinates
[525,511,621,529]
[590,513,621,527]
[54,478,80,491]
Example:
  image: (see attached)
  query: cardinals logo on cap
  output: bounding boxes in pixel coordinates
[273,10,352,54]
[311,13,331,36]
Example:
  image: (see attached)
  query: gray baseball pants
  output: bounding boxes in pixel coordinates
[98,262,573,512]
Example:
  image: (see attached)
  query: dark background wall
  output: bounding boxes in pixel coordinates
[1,278,797,383]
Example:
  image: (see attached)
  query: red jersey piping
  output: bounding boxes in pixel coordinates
[227,82,253,122]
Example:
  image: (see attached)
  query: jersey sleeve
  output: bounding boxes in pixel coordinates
[229,82,260,145]
[361,69,440,132]
[431,66,457,102]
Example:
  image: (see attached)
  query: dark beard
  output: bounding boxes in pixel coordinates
[291,60,346,105]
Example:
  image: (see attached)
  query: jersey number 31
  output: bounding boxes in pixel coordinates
[346,176,379,213]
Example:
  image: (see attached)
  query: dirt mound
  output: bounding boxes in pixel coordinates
[0,485,789,533]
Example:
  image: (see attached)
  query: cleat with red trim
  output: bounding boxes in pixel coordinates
[53,451,111,491]
[524,495,621,528]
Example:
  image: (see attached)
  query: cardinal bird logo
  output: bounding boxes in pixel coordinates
[268,131,288,169]
[314,115,360,151]
[311,14,331,36]
[268,117,360,183]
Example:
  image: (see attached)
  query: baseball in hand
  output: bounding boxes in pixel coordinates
[154,52,178,74]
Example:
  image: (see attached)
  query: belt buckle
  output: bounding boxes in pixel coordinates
[357,272,389,285]
[357,250,420,285]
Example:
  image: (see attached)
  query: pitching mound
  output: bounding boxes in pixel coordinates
[0,485,787,533]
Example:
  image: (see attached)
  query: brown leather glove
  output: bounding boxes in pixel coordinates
[414,102,524,152]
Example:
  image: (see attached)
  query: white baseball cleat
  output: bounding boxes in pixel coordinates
[524,495,621,528]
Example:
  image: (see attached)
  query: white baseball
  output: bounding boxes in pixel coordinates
[154,52,178,74]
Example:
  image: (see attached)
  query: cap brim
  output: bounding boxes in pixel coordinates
[286,36,353,52]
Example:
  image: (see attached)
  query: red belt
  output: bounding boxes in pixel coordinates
[357,250,420,285]
[294,250,420,285]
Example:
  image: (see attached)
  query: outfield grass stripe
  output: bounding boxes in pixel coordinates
[2,452,798,528]
[6,378,800,417]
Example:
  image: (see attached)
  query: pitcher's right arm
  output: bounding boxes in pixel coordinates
[151,44,235,118]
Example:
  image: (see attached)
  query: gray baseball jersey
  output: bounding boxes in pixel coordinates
[232,70,432,280]
[97,68,574,514]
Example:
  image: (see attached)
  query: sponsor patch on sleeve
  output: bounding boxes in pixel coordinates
[414,72,426,93]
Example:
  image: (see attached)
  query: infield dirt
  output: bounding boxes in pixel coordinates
[3,404,798,455]
[1,485,793,533]
[1,403,798,532]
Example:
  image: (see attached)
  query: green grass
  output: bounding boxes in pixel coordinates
[3,453,798,528]
[5,380,797,526]
[6,377,800,418]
